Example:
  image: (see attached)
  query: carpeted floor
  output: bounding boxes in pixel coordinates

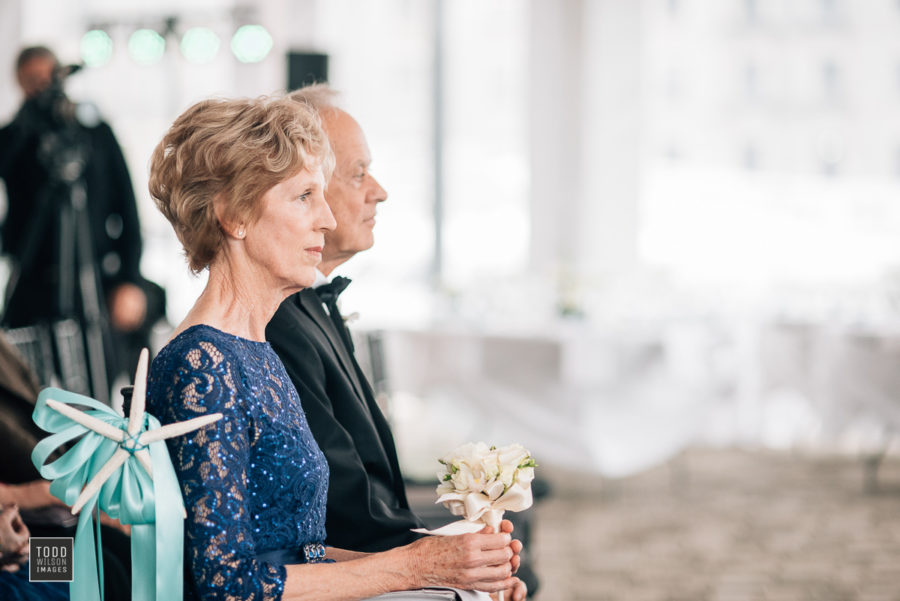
[529,448,900,601]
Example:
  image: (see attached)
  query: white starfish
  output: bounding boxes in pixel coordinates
[45,348,223,515]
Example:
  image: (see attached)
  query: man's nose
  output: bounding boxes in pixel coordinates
[370,177,387,203]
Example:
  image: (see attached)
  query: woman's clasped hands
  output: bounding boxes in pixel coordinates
[402,521,527,600]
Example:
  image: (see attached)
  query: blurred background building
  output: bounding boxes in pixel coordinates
[2,2,900,596]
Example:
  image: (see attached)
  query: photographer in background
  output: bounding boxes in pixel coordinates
[0,46,164,398]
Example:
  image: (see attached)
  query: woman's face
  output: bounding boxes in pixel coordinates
[243,163,336,292]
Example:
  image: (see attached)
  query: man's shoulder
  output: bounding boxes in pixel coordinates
[267,290,328,354]
[269,290,316,332]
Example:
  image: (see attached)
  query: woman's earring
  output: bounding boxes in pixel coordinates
[236,226,246,239]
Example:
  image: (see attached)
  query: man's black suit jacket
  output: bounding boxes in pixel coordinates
[266,288,425,552]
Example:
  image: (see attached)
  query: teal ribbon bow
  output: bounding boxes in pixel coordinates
[32,388,185,601]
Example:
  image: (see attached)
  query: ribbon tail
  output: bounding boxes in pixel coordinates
[71,495,103,601]
[150,438,184,601]
[411,519,486,536]
[96,506,104,601]
[130,524,155,601]
[493,484,533,512]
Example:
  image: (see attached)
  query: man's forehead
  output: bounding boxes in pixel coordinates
[19,55,56,73]
[325,110,372,166]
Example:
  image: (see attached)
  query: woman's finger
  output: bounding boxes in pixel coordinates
[468,576,520,593]
[465,563,515,585]
[474,532,512,551]
[11,512,26,533]
[478,546,514,567]
[0,506,15,524]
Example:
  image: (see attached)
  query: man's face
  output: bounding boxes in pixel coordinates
[320,109,387,268]
[17,55,56,99]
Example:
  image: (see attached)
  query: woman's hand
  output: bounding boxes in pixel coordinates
[0,505,30,564]
[497,519,527,599]
[109,282,148,332]
[404,527,520,593]
[493,580,528,601]
[498,519,523,575]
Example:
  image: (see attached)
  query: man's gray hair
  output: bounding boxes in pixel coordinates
[288,83,340,114]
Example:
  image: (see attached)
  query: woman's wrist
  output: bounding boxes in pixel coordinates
[0,481,56,510]
[381,543,421,592]
[0,484,12,507]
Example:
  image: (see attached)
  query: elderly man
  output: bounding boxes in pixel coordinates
[266,86,532,600]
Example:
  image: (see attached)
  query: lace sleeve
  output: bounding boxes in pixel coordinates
[153,339,286,601]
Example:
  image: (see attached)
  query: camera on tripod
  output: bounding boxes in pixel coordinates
[19,64,82,131]
[16,64,88,185]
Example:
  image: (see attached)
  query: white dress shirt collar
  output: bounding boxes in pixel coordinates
[312,268,329,289]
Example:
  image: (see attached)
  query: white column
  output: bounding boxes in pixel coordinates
[577,0,641,278]
[528,0,642,294]
[528,0,584,279]
[0,0,22,119]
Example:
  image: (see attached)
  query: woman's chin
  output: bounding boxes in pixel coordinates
[293,272,317,291]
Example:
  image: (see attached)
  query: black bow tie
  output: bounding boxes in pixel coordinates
[315,276,351,305]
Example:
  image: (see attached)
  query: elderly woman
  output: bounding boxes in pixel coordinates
[146,95,520,601]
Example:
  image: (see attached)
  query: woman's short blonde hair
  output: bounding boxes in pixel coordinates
[149,95,334,273]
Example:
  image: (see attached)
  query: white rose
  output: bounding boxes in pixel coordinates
[447,442,490,465]
[517,466,535,486]
[450,464,470,491]
[436,479,455,496]
[484,479,505,501]
[499,464,517,488]
[482,451,502,480]
[497,443,530,468]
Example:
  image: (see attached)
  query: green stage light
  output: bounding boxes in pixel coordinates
[80,30,113,67]
[181,27,220,64]
[129,29,165,65]
[231,24,273,63]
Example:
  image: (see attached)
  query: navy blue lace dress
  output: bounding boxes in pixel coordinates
[147,324,330,601]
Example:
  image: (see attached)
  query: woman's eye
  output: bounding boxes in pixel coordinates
[296,191,311,202]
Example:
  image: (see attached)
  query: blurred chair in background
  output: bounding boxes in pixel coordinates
[815,329,900,491]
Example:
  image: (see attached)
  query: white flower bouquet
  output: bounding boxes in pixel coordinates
[413,442,537,536]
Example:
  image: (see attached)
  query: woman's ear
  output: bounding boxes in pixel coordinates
[213,195,246,240]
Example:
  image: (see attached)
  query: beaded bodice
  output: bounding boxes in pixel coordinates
[147,324,329,601]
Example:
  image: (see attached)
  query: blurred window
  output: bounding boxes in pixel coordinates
[743,62,758,101]
[313,0,529,319]
[639,1,900,287]
[822,59,838,103]
[744,0,758,25]
[742,143,759,170]
[667,0,679,17]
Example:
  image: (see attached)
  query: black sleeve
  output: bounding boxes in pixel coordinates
[0,115,42,255]
[89,121,143,286]
[0,105,39,181]
[0,122,17,180]
[267,305,424,552]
